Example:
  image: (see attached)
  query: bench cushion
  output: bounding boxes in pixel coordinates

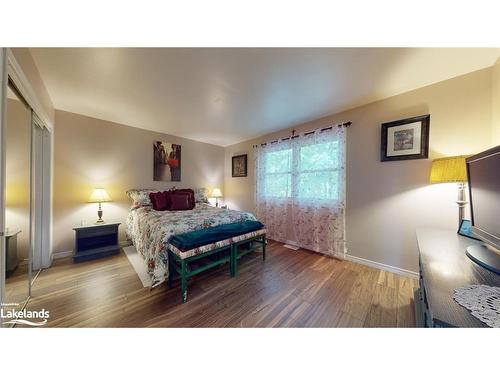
[168,228,267,260]
[169,220,264,251]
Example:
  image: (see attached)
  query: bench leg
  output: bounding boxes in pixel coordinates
[262,235,266,261]
[167,252,173,289]
[230,243,237,277]
[181,259,188,303]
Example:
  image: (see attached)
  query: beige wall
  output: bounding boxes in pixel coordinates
[224,68,496,273]
[10,48,54,124]
[53,110,225,255]
[492,57,500,144]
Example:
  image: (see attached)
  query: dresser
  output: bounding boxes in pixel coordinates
[416,228,500,327]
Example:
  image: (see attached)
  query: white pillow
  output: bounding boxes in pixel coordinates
[126,189,159,208]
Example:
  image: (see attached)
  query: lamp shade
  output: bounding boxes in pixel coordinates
[429,155,469,184]
[88,188,112,203]
[211,188,223,198]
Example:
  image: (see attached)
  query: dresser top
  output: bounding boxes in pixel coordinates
[416,227,500,327]
[72,222,121,230]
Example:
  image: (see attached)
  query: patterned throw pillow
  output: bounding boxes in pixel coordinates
[126,189,159,208]
[194,187,209,203]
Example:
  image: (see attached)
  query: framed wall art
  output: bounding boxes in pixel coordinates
[153,141,181,181]
[232,154,247,177]
[380,114,430,162]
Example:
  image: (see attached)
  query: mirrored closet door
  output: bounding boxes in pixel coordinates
[4,80,33,315]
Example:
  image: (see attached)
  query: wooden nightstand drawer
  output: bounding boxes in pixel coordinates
[76,225,118,238]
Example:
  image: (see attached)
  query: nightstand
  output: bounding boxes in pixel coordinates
[73,222,121,262]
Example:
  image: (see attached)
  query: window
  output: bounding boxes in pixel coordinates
[255,127,346,256]
[263,148,292,198]
[298,141,340,200]
[260,139,342,202]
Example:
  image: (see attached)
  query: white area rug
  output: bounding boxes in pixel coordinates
[123,246,152,288]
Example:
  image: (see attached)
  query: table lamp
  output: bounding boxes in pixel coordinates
[88,188,112,223]
[429,155,469,228]
[211,188,223,207]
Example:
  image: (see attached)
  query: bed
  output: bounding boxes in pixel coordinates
[125,188,265,289]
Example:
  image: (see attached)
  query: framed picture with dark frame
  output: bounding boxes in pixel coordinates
[153,141,181,181]
[232,154,247,177]
[380,114,430,162]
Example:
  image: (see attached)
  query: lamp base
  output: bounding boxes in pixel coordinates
[96,206,104,224]
[456,182,468,229]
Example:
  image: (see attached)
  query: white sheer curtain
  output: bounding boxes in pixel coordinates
[254,126,346,257]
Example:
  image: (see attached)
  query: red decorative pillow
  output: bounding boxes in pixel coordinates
[171,189,195,209]
[149,191,169,211]
[163,190,173,209]
[170,192,191,210]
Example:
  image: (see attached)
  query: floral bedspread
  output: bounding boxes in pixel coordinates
[126,203,257,287]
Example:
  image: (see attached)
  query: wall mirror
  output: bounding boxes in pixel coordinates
[3,80,33,319]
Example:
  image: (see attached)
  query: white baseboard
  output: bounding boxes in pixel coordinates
[345,254,419,279]
[269,237,417,278]
[51,250,73,260]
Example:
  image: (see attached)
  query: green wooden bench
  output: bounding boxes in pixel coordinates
[167,229,266,303]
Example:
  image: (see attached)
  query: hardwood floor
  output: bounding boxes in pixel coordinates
[23,241,418,327]
[5,262,30,303]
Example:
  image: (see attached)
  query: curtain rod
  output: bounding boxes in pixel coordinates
[253,121,351,148]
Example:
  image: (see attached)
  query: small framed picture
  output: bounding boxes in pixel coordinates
[232,154,247,177]
[380,114,430,162]
[458,219,479,240]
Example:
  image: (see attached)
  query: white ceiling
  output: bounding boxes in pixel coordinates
[30,48,500,146]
